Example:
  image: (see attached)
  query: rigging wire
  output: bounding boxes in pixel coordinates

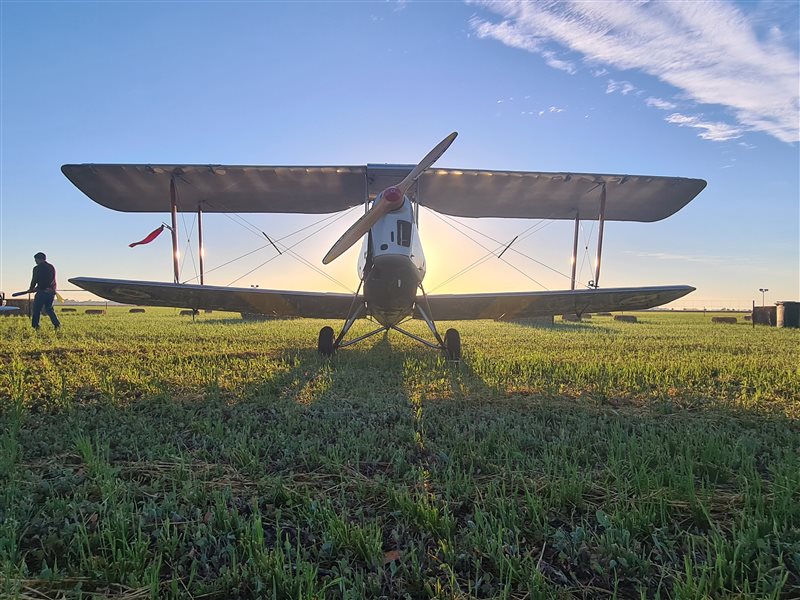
[431,252,500,293]
[182,201,359,292]
[217,209,357,292]
[427,212,547,292]
[183,243,271,280]
[179,211,198,282]
[171,183,198,284]
[578,220,596,286]
[443,212,552,245]
[427,209,587,292]
[430,210,585,288]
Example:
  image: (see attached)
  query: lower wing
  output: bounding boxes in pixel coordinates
[70,278,692,321]
[423,285,694,320]
[69,277,359,319]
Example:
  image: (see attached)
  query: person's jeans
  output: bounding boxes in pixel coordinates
[32,291,60,329]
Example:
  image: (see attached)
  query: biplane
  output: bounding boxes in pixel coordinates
[63,132,706,359]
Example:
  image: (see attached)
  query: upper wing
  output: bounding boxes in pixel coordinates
[69,277,358,318]
[411,168,706,222]
[62,163,705,222]
[423,285,695,320]
[61,165,368,214]
[368,165,705,222]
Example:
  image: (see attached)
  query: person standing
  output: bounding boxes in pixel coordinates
[26,252,61,330]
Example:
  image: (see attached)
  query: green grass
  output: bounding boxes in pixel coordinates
[1,309,798,598]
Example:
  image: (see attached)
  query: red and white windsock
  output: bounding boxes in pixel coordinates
[129,225,165,248]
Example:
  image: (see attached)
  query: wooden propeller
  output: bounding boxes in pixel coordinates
[322,132,457,265]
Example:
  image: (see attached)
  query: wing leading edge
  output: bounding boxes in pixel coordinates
[69,278,358,319]
[423,285,695,320]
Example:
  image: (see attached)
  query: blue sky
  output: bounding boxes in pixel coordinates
[1,0,797,309]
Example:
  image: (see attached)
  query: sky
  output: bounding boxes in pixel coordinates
[1,0,798,310]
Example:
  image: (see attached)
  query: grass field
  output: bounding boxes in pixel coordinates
[1,308,798,599]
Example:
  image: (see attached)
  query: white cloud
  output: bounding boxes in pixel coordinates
[646,97,677,110]
[541,50,576,74]
[468,1,800,143]
[606,79,637,95]
[538,106,565,116]
[666,113,743,141]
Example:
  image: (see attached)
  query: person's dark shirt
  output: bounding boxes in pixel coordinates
[30,262,57,292]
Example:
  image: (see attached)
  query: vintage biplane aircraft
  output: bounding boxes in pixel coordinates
[63,132,706,359]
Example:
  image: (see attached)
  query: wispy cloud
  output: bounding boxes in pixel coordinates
[665,113,743,141]
[541,50,576,74]
[606,79,637,95]
[468,1,799,143]
[538,105,566,117]
[646,97,677,110]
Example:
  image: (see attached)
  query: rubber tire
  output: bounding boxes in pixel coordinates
[444,328,461,361]
[318,326,335,356]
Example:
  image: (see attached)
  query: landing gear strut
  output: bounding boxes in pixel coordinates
[316,283,463,361]
[414,286,461,361]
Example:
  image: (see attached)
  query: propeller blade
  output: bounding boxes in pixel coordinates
[322,193,394,264]
[397,131,457,193]
[322,132,458,265]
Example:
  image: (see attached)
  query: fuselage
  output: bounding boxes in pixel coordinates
[358,197,425,326]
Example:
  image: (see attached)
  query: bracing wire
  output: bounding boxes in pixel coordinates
[184,243,271,280]
[431,210,583,286]
[171,183,198,284]
[578,220,596,285]
[426,210,583,292]
[217,209,357,292]
[427,213,547,292]
[182,201,360,292]
[179,211,198,282]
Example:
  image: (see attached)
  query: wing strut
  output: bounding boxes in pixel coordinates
[170,177,180,284]
[198,203,205,285]
[570,214,580,290]
[593,184,607,288]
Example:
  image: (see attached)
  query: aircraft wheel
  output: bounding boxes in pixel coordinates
[318,326,335,356]
[444,328,461,361]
